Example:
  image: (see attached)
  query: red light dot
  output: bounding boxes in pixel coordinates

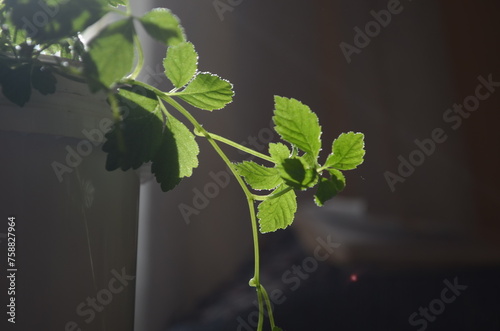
[350,274,358,282]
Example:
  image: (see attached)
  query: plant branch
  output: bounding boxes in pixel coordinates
[128,33,144,80]
[197,130,275,163]
[256,287,265,330]
[260,285,276,329]
[107,92,126,151]
[253,186,293,201]
[159,94,271,331]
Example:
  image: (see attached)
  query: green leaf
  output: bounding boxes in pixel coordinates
[176,73,234,111]
[151,112,199,192]
[257,185,297,233]
[31,64,56,95]
[273,328,283,331]
[0,13,27,46]
[268,142,291,164]
[107,0,127,6]
[273,96,322,159]
[7,0,107,42]
[277,157,317,190]
[314,170,346,206]
[83,18,135,92]
[103,87,163,171]
[163,41,198,88]
[234,161,282,190]
[325,132,365,170]
[0,64,31,107]
[328,169,346,189]
[139,8,185,46]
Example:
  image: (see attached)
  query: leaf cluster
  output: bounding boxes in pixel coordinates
[0,2,367,330]
[0,1,184,104]
[100,34,234,192]
[0,0,365,233]
[235,97,365,233]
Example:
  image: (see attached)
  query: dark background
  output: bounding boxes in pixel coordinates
[137,0,500,330]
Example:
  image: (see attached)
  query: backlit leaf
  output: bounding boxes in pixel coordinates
[273,96,321,159]
[103,86,163,170]
[163,41,198,88]
[277,157,317,190]
[175,72,233,111]
[139,8,185,46]
[268,142,291,164]
[234,161,282,190]
[84,18,135,92]
[151,112,199,192]
[257,185,297,233]
[314,170,346,206]
[325,132,365,170]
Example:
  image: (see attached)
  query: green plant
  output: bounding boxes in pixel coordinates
[0,1,365,329]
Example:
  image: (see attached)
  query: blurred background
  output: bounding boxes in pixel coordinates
[132,0,500,330]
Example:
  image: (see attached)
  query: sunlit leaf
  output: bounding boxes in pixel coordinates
[257,185,297,233]
[268,142,291,164]
[234,161,282,190]
[175,72,233,111]
[273,96,321,159]
[325,132,365,170]
[84,18,135,91]
[163,41,198,88]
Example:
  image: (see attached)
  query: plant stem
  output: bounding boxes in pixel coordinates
[159,96,259,250]
[107,92,126,151]
[128,33,144,80]
[256,286,265,330]
[253,186,293,201]
[116,79,278,330]
[160,95,276,331]
[260,285,276,329]
[199,130,275,163]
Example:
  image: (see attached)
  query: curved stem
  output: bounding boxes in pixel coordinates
[106,92,122,121]
[198,130,275,163]
[115,80,278,330]
[256,286,265,330]
[107,6,130,16]
[107,92,126,151]
[128,33,144,80]
[253,186,293,201]
[260,285,276,329]
[160,95,271,331]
